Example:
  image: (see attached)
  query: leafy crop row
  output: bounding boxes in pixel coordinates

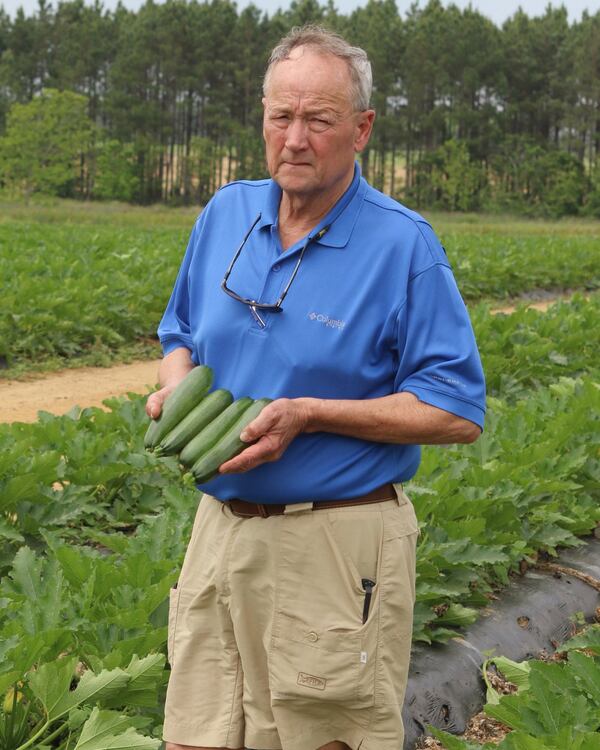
[0,223,187,373]
[0,297,598,746]
[471,292,599,400]
[446,232,599,301]
[411,377,600,642]
[0,397,195,572]
[2,219,598,374]
[0,380,600,739]
[0,377,597,746]
[431,625,600,749]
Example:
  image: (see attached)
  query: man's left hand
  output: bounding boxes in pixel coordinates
[218,398,310,474]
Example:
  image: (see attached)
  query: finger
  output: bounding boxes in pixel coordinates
[146,391,165,419]
[240,408,276,442]
[145,395,158,419]
[219,439,277,474]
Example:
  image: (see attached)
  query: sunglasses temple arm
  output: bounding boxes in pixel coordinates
[224,213,262,281]
[249,305,266,328]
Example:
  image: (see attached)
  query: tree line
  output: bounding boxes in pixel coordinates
[0,0,599,216]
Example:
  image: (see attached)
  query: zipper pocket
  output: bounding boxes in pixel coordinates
[361,578,376,623]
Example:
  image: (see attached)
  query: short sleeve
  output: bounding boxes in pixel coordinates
[394,257,486,430]
[157,216,202,357]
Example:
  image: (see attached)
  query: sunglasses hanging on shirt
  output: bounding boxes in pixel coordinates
[221,213,330,328]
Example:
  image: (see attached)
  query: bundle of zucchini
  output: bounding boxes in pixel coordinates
[144,365,271,482]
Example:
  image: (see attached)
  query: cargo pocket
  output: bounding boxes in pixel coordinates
[269,512,384,709]
[167,585,180,667]
[270,610,378,708]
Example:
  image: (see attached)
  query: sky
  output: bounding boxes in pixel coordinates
[0,0,598,23]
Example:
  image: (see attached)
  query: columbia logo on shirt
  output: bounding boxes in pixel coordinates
[308,312,346,330]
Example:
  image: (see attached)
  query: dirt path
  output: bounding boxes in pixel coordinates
[489,296,571,315]
[1,360,160,424]
[0,293,584,424]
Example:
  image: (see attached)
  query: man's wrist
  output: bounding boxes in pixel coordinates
[296,397,322,434]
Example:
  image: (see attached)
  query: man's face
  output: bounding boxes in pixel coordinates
[262,47,374,202]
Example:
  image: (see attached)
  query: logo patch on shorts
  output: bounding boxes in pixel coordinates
[297,672,326,690]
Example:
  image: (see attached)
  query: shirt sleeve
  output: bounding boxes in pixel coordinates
[157,217,201,357]
[393,236,486,430]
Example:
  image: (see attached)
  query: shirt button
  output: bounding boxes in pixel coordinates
[306,631,318,642]
[272,264,281,272]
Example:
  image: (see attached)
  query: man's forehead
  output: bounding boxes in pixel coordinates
[265,48,353,110]
[265,90,347,112]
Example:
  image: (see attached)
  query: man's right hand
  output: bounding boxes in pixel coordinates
[145,346,195,420]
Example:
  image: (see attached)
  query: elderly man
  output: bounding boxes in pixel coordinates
[148,24,485,750]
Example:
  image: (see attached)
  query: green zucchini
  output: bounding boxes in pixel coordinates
[155,388,233,457]
[144,365,213,449]
[191,398,272,483]
[179,397,254,467]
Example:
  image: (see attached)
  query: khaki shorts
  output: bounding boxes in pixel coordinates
[163,485,419,750]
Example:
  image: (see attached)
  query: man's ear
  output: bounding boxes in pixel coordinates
[354,109,376,153]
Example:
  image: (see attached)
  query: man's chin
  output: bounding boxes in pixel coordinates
[275,175,318,196]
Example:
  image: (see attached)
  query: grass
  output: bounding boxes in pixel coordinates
[0,196,201,228]
[3,195,600,235]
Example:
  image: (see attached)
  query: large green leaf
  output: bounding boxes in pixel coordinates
[560,624,600,655]
[101,653,165,709]
[566,651,600,704]
[54,666,130,717]
[74,708,160,749]
[29,656,78,721]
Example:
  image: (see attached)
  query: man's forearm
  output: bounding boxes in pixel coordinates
[220,390,480,474]
[299,391,480,445]
[158,347,195,389]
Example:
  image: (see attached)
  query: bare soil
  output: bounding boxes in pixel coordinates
[0,292,583,424]
[1,360,160,424]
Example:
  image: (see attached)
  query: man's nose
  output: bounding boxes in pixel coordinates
[284,117,309,151]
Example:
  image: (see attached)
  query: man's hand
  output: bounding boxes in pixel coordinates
[219,398,310,474]
[145,347,195,420]
[145,385,176,420]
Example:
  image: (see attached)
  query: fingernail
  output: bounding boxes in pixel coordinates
[240,431,249,441]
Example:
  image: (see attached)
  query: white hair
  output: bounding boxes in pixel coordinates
[263,24,373,111]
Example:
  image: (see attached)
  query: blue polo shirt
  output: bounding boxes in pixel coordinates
[158,165,486,503]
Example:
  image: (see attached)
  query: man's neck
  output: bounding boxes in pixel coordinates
[278,171,354,247]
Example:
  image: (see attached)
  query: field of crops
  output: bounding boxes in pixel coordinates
[1,201,599,749]
[1,199,599,377]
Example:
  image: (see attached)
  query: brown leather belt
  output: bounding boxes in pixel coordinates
[224,483,396,518]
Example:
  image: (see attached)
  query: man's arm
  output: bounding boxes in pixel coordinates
[145,347,195,419]
[219,392,480,475]
[304,392,480,443]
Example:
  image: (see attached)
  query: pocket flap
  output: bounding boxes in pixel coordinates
[275,611,362,651]
[383,502,419,540]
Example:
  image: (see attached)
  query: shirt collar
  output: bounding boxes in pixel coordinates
[257,162,366,249]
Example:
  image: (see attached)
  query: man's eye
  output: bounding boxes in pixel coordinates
[309,117,330,131]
